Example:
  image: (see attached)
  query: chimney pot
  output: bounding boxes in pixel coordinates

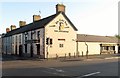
[19,21,26,27]
[33,15,41,22]
[6,28,10,33]
[56,4,65,13]
[10,25,16,31]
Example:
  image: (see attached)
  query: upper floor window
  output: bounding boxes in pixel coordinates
[12,36,14,44]
[31,32,33,39]
[19,35,21,44]
[16,36,17,44]
[37,31,40,40]
[32,31,36,39]
[25,32,28,41]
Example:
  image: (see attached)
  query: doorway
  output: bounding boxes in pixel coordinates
[118,46,120,54]
[30,44,33,57]
[19,45,23,57]
[36,44,40,55]
[25,44,27,53]
[15,45,17,55]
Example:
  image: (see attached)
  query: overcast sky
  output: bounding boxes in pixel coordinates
[0,0,119,36]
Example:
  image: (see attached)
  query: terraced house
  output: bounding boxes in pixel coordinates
[1,4,120,59]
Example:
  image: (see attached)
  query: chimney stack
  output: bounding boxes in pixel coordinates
[10,25,16,31]
[19,21,26,27]
[6,28,10,33]
[56,4,65,13]
[33,15,41,22]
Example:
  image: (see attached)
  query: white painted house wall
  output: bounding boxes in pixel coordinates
[78,42,118,55]
[45,13,77,58]
[78,42,100,55]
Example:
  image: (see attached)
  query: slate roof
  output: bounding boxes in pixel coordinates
[77,34,119,43]
[4,12,77,37]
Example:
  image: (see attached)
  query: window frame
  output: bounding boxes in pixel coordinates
[59,44,64,48]
[37,31,40,40]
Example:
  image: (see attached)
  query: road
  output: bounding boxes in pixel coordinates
[2,57,120,78]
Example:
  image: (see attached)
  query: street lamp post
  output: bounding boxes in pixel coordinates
[84,35,88,59]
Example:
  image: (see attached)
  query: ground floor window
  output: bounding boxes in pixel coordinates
[109,46,115,50]
[100,45,116,54]
[25,44,27,53]
[59,44,64,48]
[101,46,115,51]
[102,46,108,50]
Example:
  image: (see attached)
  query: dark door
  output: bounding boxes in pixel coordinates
[118,46,120,54]
[30,44,33,57]
[25,44,27,53]
[36,44,40,55]
[15,45,17,55]
[19,45,23,57]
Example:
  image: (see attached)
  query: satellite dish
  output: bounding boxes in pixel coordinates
[39,11,41,15]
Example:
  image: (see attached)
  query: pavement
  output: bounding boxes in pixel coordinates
[59,54,120,62]
[2,53,120,62]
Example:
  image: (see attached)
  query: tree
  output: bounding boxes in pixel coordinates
[115,34,120,39]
